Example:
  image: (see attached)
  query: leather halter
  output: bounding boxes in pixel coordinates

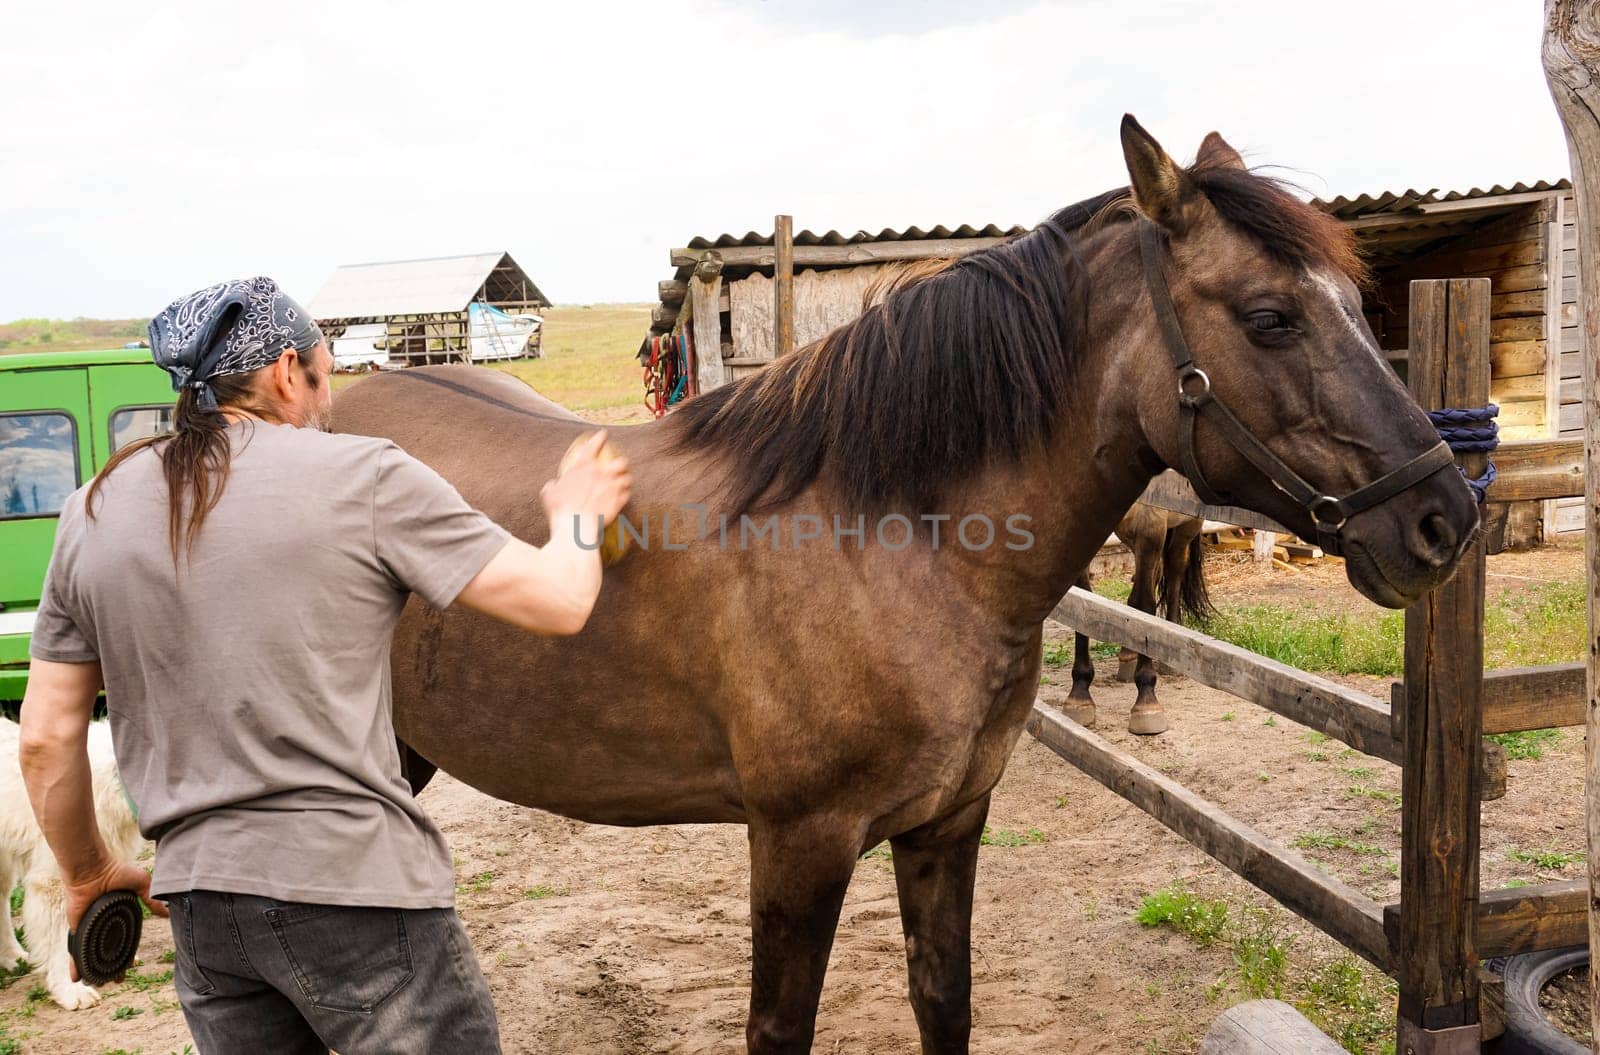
[1137,221,1455,556]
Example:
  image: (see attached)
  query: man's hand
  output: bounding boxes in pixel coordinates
[64,859,166,982]
[543,431,632,527]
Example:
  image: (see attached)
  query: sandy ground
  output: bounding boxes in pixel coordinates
[2,546,1586,1054]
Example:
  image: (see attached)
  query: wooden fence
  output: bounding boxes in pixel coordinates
[1032,278,1587,1054]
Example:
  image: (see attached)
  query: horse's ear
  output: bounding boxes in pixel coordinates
[1120,114,1196,234]
[1196,131,1246,171]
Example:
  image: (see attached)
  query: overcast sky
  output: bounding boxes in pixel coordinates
[0,0,1570,321]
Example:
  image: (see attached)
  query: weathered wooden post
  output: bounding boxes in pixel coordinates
[1541,3,1600,1043]
[691,252,725,395]
[1397,278,1489,1055]
[774,214,795,357]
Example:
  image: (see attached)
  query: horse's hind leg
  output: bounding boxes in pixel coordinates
[1064,574,1095,727]
[745,815,864,1053]
[1117,543,1160,684]
[890,795,988,1055]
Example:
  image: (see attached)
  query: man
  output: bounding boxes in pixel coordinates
[20,277,631,1053]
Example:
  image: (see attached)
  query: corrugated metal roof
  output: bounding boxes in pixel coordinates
[684,223,1030,249]
[310,251,546,320]
[1313,180,1570,219]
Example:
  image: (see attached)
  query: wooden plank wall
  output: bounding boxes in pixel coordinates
[726,264,896,377]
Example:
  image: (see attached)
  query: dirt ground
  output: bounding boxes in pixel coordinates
[4,544,1587,1054]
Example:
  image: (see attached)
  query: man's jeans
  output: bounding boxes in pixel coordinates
[166,890,501,1054]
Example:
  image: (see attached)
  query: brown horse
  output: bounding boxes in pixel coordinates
[1065,502,1212,735]
[334,117,1477,1054]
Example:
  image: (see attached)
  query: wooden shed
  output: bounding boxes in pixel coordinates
[1324,180,1576,541]
[311,251,551,367]
[647,180,1576,544]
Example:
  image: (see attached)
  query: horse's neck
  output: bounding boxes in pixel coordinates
[945,240,1161,628]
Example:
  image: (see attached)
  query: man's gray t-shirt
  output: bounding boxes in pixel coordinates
[30,421,509,908]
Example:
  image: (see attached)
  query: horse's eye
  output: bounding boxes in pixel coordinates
[1247,311,1289,332]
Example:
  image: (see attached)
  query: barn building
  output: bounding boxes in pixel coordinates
[643,180,1575,545]
[311,251,551,368]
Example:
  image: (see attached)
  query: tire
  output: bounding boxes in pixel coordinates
[1492,946,1589,1054]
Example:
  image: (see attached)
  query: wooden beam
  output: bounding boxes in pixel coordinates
[1026,702,1393,970]
[1476,879,1587,958]
[668,236,1012,270]
[1485,662,1584,732]
[1484,437,1584,501]
[1390,663,1585,734]
[659,279,686,306]
[1545,199,1567,536]
[774,214,795,357]
[1416,190,1565,215]
[1051,588,1400,764]
[690,253,725,395]
[1137,471,1290,534]
[1397,278,1488,1043]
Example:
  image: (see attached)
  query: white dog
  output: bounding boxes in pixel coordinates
[0,717,145,1009]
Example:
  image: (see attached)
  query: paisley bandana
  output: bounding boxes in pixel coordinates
[147,277,323,411]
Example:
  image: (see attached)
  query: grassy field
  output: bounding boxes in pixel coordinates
[0,317,146,353]
[487,303,650,416]
[6,305,655,421]
[317,304,651,421]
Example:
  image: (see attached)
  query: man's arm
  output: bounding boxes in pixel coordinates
[20,660,166,959]
[453,431,631,635]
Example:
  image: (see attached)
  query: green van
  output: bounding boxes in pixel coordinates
[0,349,176,701]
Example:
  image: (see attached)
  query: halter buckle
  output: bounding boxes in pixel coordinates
[1308,495,1347,533]
[1178,367,1212,407]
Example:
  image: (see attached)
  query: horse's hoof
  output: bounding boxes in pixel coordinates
[1061,698,1096,727]
[1127,706,1169,736]
[1116,659,1138,683]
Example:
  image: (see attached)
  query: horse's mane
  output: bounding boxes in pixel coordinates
[670,161,1362,515]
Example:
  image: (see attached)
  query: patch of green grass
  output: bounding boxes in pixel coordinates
[1198,605,1404,676]
[1503,878,1532,889]
[1190,578,1582,678]
[1508,846,1584,870]
[1134,886,1230,947]
[1488,728,1563,761]
[1344,785,1400,805]
[861,843,892,861]
[118,967,173,992]
[111,1005,143,1020]
[1220,711,1234,722]
[1296,956,1396,1055]
[457,871,496,895]
[1292,832,1387,856]
[1263,716,1277,727]
[1303,731,1329,744]
[522,884,568,900]
[980,826,1046,848]
[158,949,175,964]
[25,982,48,1003]
[1232,909,1291,1000]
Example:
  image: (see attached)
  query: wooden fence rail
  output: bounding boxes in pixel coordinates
[1050,588,1400,762]
[1026,703,1394,970]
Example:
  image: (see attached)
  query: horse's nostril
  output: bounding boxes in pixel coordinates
[1414,512,1457,567]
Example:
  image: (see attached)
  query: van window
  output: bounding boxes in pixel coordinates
[0,413,78,519]
[110,405,176,452]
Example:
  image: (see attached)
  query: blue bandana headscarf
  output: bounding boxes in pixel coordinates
[147,277,323,411]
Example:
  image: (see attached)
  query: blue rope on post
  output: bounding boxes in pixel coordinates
[1427,404,1498,502]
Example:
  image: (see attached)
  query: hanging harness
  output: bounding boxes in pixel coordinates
[1137,221,1458,557]
[643,331,695,418]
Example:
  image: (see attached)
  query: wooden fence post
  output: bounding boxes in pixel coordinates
[1541,3,1600,1040]
[774,214,795,357]
[1396,278,1489,1055]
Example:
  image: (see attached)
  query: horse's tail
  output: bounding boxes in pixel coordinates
[1178,532,1215,625]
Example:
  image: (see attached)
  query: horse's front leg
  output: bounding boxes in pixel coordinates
[745,814,865,1053]
[890,794,989,1055]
